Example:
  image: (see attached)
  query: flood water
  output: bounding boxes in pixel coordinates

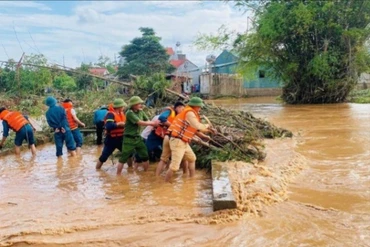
[1,98,370,246]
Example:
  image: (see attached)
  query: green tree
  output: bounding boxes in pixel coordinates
[20,54,52,95]
[74,63,94,91]
[53,72,77,92]
[196,0,370,104]
[117,27,174,79]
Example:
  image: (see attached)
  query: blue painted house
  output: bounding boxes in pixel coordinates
[212,50,281,89]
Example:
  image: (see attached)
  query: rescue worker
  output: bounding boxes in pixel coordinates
[165,97,215,182]
[62,99,85,155]
[154,101,186,176]
[0,107,37,155]
[93,105,108,145]
[96,99,126,170]
[45,96,76,157]
[116,96,160,175]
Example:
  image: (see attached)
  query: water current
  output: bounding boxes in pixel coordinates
[0,97,369,246]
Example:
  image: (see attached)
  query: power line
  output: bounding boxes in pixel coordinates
[12,22,24,53]
[2,44,10,60]
[28,31,41,54]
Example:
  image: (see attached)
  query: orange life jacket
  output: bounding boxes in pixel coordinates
[62,102,78,130]
[167,106,200,143]
[0,110,29,132]
[154,106,176,138]
[104,106,126,137]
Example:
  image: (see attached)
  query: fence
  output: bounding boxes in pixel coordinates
[200,73,282,97]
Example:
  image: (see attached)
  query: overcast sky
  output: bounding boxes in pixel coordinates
[0,1,251,68]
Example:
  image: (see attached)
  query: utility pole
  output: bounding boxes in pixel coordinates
[16,52,25,98]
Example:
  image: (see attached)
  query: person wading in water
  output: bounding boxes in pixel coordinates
[165,97,215,182]
[96,99,127,170]
[62,99,86,155]
[0,107,37,155]
[116,96,160,175]
[45,96,76,158]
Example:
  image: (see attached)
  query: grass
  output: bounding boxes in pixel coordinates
[348,89,370,103]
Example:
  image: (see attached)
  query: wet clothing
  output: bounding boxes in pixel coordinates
[95,121,104,145]
[45,105,76,156]
[168,137,196,171]
[94,108,108,145]
[98,136,123,163]
[119,109,149,164]
[98,112,124,163]
[71,128,83,148]
[54,131,76,156]
[145,131,163,162]
[119,136,149,163]
[167,107,208,171]
[2,114,35,147]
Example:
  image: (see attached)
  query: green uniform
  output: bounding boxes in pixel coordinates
[119,109,149,163]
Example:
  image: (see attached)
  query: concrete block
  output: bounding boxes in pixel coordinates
[212,161,237,211]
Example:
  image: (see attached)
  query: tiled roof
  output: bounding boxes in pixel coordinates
[166,47,175,55]
[89,68,109,76]
[170,59,186,68]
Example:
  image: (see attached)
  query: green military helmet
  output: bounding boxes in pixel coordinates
[188,97,204,107]
[112,98,127,108]
[128,96,144,108]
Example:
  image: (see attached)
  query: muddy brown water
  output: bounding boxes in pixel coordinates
[1,98,369,246]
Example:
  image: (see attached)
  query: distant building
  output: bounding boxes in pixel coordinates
[165,42,201,93]
[89,68,109,77]
[200,50,282,97]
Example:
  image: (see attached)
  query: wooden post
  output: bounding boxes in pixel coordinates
[16,52,25,98]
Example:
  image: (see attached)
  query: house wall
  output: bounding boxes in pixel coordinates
[357,73,370,89]
[200,73,282,97]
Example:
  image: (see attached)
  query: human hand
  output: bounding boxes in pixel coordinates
[208,127,217,135]
[152,119,160,127]
[117,122,125,127]
[202,135,211,142]
[61,127,66,133]
[81,123,86,128]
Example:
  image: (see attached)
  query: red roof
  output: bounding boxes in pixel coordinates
[166,47,175,56]
[170,59,186,68]
[89,68,109,76]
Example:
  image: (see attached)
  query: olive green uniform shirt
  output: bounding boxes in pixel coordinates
[124,109,149,137]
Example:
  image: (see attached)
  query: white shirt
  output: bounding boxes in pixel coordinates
[141,115,159,139]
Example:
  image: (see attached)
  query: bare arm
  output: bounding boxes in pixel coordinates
[137,120,160,127]
[72,113,85,127]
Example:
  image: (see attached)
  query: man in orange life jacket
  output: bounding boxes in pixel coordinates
[165,97,216,182]
[96,98,126,170]
[62,99,85,155]
[0,107,37,155]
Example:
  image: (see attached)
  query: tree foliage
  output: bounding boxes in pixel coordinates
[117,27,174,78]
[196,0,370,104]
[53,72,77,92]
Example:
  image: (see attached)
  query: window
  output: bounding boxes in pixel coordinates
[259,70,265,78]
